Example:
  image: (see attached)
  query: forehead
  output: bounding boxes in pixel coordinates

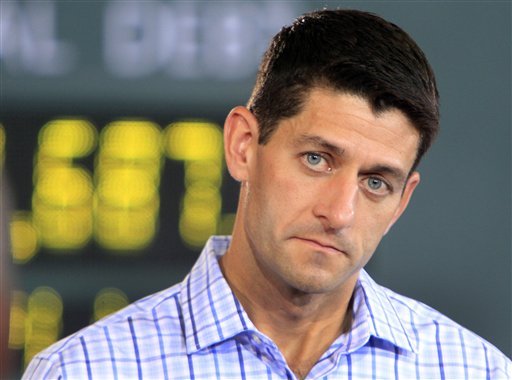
[273,88,420,169]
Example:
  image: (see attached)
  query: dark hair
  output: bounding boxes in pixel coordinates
[247,9,439,170]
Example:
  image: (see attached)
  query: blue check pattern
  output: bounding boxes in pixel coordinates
[23,236,511,379]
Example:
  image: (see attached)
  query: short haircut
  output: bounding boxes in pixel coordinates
[247,9,439,171]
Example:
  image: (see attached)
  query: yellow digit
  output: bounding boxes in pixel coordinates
[92,288,129,322]
[163,121,224,248]
[94,120,162,251]
[32,119,96,250]
[24,287,63,368]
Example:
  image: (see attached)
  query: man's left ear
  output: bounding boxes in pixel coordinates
[383,171,420,235]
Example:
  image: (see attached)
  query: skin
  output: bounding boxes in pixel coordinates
[220,88,421,379]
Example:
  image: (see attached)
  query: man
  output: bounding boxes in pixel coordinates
[23,9,511,380]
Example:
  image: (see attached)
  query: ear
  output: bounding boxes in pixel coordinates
[383,171,420,235]
[223,106,259,182]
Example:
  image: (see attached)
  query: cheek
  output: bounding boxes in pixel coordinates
[271,172,314,222]
[250,162,311,230]
[256,157,304,205]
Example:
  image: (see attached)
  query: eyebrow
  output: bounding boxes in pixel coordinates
[363,164,408,186]
[294,134,345,157]
[294,133,409,185]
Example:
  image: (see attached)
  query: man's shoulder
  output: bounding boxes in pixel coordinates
[71,282,182,346]
[23,237,232,379]
[22,282,185,379]
[361,271,511,374]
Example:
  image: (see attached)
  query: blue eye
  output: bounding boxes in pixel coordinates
[306,153,322,165]
[367,177,383,190]
[302,152,331,173]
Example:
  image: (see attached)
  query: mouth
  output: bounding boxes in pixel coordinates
[293,237,345,256]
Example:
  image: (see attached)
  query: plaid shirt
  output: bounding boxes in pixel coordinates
[23,236,511,379]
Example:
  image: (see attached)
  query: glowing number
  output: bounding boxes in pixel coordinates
[95,120,162,251]
[10,211,39,264]
[93,288,129,322]
[164,121,223,248]
[24,287,63,368]
[32,119,97,250]
[8,290,27,350]
[18,117,232,255]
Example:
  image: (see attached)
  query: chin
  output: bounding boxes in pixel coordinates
[287,273,343,295]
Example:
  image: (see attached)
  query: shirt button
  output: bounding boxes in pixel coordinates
[252,335,262,344]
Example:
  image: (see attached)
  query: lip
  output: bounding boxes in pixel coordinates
[293,237,345,255]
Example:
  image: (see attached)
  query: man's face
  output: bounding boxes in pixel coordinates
[235,88,420,295]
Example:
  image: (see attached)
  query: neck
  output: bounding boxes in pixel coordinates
[220,236,357,379]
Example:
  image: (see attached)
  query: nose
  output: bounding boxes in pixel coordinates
[312,173,357,232]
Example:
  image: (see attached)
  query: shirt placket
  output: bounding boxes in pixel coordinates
[238,332,296,379]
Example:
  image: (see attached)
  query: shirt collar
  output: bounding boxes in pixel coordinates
[179,236,418,355]
[180,236,257,354]
[351,269,419,354]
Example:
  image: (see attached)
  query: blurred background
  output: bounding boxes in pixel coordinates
[1,1,510,377]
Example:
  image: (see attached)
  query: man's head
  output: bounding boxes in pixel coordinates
[247,9,439,171]
[222,9,435,297]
